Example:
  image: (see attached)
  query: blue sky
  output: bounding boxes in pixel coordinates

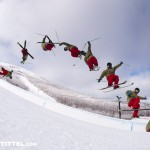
[0,0,150,100]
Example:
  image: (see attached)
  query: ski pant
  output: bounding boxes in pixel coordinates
[22,55,28,61]
[0,67,8,76]
[70,47,80,57]
[107,74,119,88]
[128,98,140,117]
[87,56,98,70]
[42,43,54,51]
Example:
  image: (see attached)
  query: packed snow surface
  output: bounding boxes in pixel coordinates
[0,62,149,150]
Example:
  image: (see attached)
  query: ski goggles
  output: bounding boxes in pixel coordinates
[135,89,140,93]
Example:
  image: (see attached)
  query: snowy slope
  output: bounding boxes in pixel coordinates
[1,62,150,119]
[0,76,150,150]
[0,62,150,149]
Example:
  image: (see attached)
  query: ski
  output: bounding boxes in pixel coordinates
[99,81,127,90]
[17,42,23,49]
[27,53,34,59]
[103,82,134,93]
[37,42,60,44]
[24,40,26,49]
[90,67,100,71]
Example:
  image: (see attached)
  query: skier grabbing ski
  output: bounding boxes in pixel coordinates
[146,120,150,132]
[98,62,123,89]
[82,41,99,71]
[126,88,147,118]
[41,35,55,51]
[0,67,13,79]
[59,42,84,59]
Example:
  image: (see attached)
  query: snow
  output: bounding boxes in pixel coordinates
[0,68,150,149]
[0,62,101,101]
[0,83,149,150]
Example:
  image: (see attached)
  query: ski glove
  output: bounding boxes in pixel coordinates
[97,79,101,83]
[143,97,147,100]
[126,91,132,96]
[59,43,63,46]
[87,41,91,45]
[120,61,123,65]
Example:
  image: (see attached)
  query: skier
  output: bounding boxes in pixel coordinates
[41,35,55,51]
[82,41,99,71]
[21,47,29,64]
[17,41,34,64]
[97,62,123,89]
[126,88,147,118]
[0,67,13,79]
[146,120,150,132]
[59,42,84,59]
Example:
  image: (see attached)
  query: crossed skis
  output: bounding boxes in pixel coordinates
[17,40,34,61]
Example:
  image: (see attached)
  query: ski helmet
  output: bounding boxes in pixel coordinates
[107,62,112,68]
[135,88,140,93]
[64,47,68,51]
[80,51,86,56]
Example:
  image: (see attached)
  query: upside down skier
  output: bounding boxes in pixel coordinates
[21,47,29,64]
[98,62,123,89]
[41,35,55,51]
[59,42,84,59]
[17,41,34,64]
[0,67,13,79]
[82,41,99,71]
[126,88,147,118]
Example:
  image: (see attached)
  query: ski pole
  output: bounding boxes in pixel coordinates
[73,59,80,67]
[81,42,87,51]
[51,49,56,58]
[27,41,31,46]
[37,42,60,44]
[81,37,100,51]
[55,31,60,43]
[123,62,131,67]
[35,33,45,36]
[90,37,101,43]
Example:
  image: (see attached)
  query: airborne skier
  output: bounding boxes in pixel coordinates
[98,62,123,89]
[41,35,55,51]
[59,42,84,59]
[0,67,13,79]
[17,40,34,64]
[126,88,147,118]
[82,41,99,71]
